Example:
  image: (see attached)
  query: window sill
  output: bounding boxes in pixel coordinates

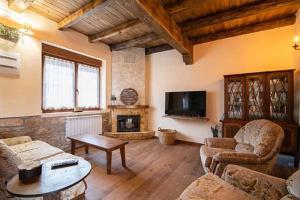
[41,110,109,118]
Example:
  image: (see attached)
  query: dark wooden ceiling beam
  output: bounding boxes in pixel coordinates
[190,16,296,45]
[181,0,300,32]
[111,33,158,51]
[165,0,203,16]
[58,0,111,31]
[116,0,193,65]
[89,19,142,43]
[146,44,173,55]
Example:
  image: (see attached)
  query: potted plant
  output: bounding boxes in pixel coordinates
[211,124,220,137]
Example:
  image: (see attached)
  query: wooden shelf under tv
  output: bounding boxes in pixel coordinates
[163,115,209,121]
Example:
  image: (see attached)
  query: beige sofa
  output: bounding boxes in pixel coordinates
[179,164,300,200]
[0,136,87,200]
[200,119,284,176]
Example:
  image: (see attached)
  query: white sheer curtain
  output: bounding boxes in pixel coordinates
[78,64,100,108]
[43,56,75,110]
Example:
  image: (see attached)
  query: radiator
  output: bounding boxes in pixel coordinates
[65,115,102,137]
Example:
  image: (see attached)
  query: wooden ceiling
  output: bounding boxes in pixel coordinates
[8,0,300,64]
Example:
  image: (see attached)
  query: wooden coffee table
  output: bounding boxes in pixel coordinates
[68,134,128,174]
[7,159,91,200]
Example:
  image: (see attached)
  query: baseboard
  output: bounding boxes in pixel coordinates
[175,139,202,146]
[153,135,202,146]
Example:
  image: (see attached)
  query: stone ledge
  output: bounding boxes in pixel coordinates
[41,110,109,118]
[104,130,155,140]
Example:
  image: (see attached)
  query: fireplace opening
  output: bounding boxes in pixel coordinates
[117,115,140,132]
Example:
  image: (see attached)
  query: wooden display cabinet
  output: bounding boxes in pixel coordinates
[221,69,299,167]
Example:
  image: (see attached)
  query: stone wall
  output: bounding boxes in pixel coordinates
[0,112,111,151]
[112,48,145,105]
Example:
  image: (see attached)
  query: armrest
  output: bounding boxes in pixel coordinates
[213,152,259,164]
[204,138,237,149]
[222,165,288,199]
[0,136,32,146]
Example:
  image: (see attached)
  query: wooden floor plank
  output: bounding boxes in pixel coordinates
[73,139,296,200]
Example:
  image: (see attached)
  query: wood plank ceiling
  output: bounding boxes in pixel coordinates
[19,0,300,64]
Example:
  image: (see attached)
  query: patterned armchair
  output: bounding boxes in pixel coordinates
[222,165,300,200]
[200,119,284,176]
[178,164,300,200]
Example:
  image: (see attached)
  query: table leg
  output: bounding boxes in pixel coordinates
[71,140,75,155]
[44,192,60,200]
[120,145,126,167]
[106,151,112,175]
[85,145,89,154]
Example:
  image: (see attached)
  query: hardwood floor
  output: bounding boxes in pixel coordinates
[74,138,297,200]
[76,139,203,200]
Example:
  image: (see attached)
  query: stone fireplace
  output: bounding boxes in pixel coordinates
[117,115,140,132]
[104,105,154,140]
[106,48,154,140]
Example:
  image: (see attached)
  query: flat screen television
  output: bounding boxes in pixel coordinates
[165,91,206,117]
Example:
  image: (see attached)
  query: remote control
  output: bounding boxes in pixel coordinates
[51,159,79,169]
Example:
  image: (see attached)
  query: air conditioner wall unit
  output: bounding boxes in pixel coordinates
[0,50,20,76]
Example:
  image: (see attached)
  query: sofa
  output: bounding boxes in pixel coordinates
[0,136,87,200]
[179,164,300,200]
[200,119,284,176]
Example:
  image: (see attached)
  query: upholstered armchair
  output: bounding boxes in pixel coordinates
[178,164,300,200]
[222,165,300,200]
[200,119,284,176]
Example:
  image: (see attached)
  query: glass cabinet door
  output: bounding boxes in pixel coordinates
[267,72,291,121]
[225,77,244,119]
[246,75,265,119]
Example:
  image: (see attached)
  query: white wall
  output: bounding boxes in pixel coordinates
[0,3,112,118]
[147,25,298,143]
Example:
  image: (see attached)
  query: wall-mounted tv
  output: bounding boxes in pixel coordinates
[165,91,206,117]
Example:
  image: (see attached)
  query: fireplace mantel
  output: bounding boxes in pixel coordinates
[108,105,149,109]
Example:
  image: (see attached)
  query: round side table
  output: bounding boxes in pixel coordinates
[7,159,91,200]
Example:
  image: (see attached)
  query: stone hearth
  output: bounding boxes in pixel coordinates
[104,131,155,140]
[104,105,155,140]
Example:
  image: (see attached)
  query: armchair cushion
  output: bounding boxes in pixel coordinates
[0,136,32,146]
[235,143,254,153]
[213,152,258,164]
[233,120,283,158]
[253,123,278,157]
[234,120,269,144]
[222,165,288,200]
[286,170,300,198]
[204,138,237,149]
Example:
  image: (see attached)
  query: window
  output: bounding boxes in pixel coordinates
[77,64,100,108]
[42,44,101,112]
[43,56,75,110]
